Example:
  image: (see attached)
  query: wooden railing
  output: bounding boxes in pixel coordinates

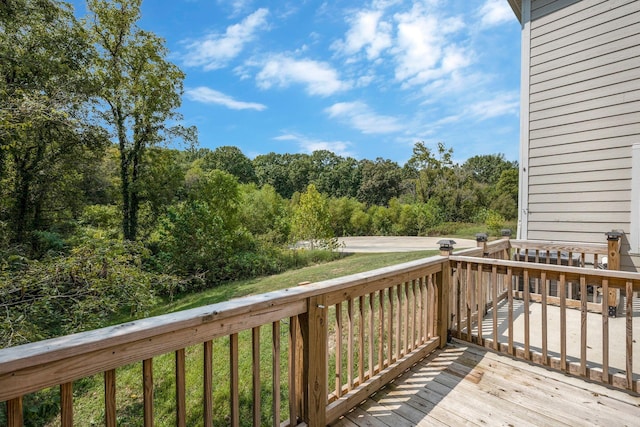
[450,237,639,393]
[2,236,638,426]
[0,255,449,427]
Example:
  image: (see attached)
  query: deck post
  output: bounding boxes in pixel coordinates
[437,240,455,348]
[476,233,488,257]
[303,295,328,427]
[606,231,623,317]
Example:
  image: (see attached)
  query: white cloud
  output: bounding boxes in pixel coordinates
[182,8,269,70]
[393,6,470,87]
[274,133,353,156]
[225,0,253,15]
[256,55,349,96]
[325,101,403,134]
[332,10,392,60]
[467,92,519,120]
[185,86,266,111]
[479,0,514,27]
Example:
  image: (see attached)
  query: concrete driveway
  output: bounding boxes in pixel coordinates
[337,236,477,253]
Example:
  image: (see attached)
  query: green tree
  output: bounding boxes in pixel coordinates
[404,141,454,204]
[253,152,295,198]
[238,183,290,244]
[291,184,334,249]
[327,196,366,236]
[157,170,251,283]
[200,146,256,184]
[0,0,105,246]
[357,158,403,206]
[490,168,519,219]
[312,152,362,198]
[462,154,517,185]
[88,0,195,241]
[138,147,186,231]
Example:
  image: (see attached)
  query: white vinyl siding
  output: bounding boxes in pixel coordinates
[632,143,640,254]
[526,0,640,269]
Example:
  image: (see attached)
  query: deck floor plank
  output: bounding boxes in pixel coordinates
[331,342,640,427]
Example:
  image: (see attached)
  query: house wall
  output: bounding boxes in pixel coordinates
[525,0,640,270]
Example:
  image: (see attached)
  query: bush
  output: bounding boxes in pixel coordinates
[485,210,507,236]
[0,238,166,347]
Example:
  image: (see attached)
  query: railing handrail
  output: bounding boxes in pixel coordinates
[450,255,640,288]
[509,239,608,255]
[0,254,447,402]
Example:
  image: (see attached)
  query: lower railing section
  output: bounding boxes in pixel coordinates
[449,255,640,393]
[0,256,448,427]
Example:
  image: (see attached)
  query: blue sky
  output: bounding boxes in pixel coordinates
[75,0,522,165]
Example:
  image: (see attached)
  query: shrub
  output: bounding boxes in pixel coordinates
[0,238,163,347]
[485,210,507,236]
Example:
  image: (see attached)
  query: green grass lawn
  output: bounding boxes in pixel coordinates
[152,250,439,315]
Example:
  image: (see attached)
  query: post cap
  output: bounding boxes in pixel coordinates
[475,233,488,242]
[605,230,624,241]
[437,239,456,250]
[501,229,512,237]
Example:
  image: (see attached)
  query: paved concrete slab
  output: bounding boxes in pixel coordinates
[337,236,477,253]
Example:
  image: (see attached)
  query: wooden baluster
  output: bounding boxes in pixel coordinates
[252,327,261,426]
[411,281,417,351]
[476,263,483,346]
[378,290,385,370]
[388,287,394,363]
[601,280,609,385]
[560,273,567,371]
[347,299,354,390]
[288,316,298,426]
[395,284,402,359]
[534,250,540,294]
[272,322,281,427]
[541,272,548,365]
[143,358,153,427]
[492,265,498,351]
[60,382,73,427]
[466,264,472,343]
[175,348,186,427]
[335,303,342,397]
[524,269,530,359]
[358,295,365,384]
[428,275,435,339]
[626,281,634,391]
[368,293,374,379]
[404,282,410,355]
[418,277,424,346]
[105,369,116,427]
[507,266,514,355]
[457,262,463,340]
[580,275,587,377]
[7,397,23,427]
[204,341,213,427]
[230,333,240,427]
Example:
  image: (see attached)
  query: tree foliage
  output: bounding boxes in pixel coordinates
[291,184,335,249]
[88,0,195,241]
[0,0,106,246]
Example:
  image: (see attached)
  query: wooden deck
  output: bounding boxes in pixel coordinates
[331,341,640,427]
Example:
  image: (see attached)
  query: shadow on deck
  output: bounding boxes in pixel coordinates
[332,341,640,426]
